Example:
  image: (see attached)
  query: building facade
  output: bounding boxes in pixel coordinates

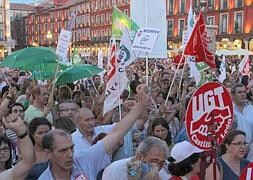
[167,0,253,51]
[10,3,34,50]
[23,0,253,56]
[0,0,12,60]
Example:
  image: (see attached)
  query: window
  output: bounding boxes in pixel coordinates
[101,14,105,24]
[193,0,199,9]
[178,19,185,36]
[208,0,214,8]
[168,0,174,15]
[220,0,228,9]
[124,9,128,16]
[179,0,185,13]
[44,23,48,31]
[234,12,243,33]
[91,2,95,11]
[235,0,243,7]
[0,14,3,24]
[96,15,100,25]
[207,16,215,25]
[167,20,173,36]
[91,16,95,25]
[220,14,228,34]
[107,29,111,37]
[0,29,3,40]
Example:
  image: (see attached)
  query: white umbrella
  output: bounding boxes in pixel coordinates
[232,48,253,56]
[215,49,233,56]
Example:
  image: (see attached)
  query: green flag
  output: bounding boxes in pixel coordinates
[195,62,209,72]
[112,6,139,39]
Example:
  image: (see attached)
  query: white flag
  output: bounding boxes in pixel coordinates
[187,57,201,85]
[119,28,137,67]
[103,29,135,115]
[239,55,250,76]
[187,0,194,38]
[218,55,226,83]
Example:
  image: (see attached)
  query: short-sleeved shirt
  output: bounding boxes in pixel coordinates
[24,105,53,124]
[71,124,114,156]
[0,168,13,180]
[102,157,169,180]
[38,141,110,180]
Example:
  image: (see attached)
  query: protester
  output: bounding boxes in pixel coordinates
[168,141,203,180]
[205,130,249,180]
[27,117,52,179]
[102,136,168,180]
[148,117,173,151]
[56,99,79,127]
[24,85,53,124]
[54,117,76,134]
[0,114,34,179]
[38,84,148,180]
[231,83,253,161]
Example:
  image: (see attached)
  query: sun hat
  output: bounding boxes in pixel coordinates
[170,141,204,164]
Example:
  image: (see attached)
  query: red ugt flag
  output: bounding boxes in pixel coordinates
[184,12,216,68]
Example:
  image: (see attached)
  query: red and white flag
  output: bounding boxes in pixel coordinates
[103,29,136,115]
[239,55,250,76]
[184,12,216,68]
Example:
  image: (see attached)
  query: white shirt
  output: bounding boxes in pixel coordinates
[234,103,253,161]
[102,157,169,180]
[72,124,115,156]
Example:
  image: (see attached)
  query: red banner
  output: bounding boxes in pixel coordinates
[184,12,216,68]
[185,82,234,150]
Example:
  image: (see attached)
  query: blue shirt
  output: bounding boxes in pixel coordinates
[38,141,110,180]
[72,124,114,156]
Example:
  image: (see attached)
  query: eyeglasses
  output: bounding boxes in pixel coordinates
[59,108,77,112]
[230,141,248,146]
[0,146,9,153]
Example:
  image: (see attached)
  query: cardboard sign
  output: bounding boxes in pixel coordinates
[56,29,72,62]
[185,82,234,150]
[131,28,160,53]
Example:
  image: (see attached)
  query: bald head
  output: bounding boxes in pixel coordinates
[75,107,96,135]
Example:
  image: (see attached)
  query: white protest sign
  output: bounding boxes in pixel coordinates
[56,29,72,62]
[131,28,160,53]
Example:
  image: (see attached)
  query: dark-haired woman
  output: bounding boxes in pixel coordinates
[149,117,172,150]
[26,117,52,180]
[205,130,249,180]
[0,136,13,172]
[168,141,203,180]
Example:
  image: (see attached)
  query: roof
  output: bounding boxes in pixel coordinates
[10,3,35,11]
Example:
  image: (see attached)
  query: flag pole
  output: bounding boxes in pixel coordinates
[145,0,149,86]
[177,57,187,100]
[165,53,185,106]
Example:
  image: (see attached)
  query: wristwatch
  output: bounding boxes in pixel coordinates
[17,130,28,139]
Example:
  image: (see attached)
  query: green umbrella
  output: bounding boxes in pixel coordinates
[1,46,59,68]
[22,61,69,72]
[30,71,56,80]
[55,65,103,86]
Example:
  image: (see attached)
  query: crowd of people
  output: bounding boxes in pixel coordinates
[0,53,253,180]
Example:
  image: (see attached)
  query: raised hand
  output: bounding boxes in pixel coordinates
[2,114,26,136]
